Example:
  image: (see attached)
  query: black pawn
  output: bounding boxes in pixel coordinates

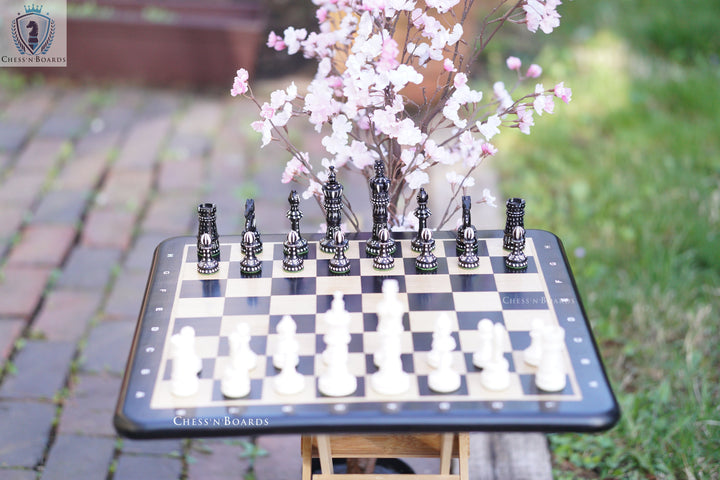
[503,197,526,250]
[283,230,304,272]
[505,226,528,270]
[415,228,438,272]
[411,187,433,252]
[286,190,308,255]
[197,233,219,274]
[329,231,351,275]
[456,195,477,253]
[373,228,395,270]
[243,199,263,254]
[240,231,262,275]
[458,227,480,269]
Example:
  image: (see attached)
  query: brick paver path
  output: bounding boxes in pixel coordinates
[0,79,552,479]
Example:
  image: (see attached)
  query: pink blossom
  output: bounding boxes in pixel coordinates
[526,63,543,78]
[251,120,273,146]
[554,82,572,103]
[506,56,522,71]
[267,31,286,51]
[230,68,249,97]
[477,114,501,141]
[260,103,275,120]
[453,72,468,88]
[283,27,308,55]
[524,0,562,34]
[516,106,534,135]
[426,0,461,14]
[481,142,498,156]
[316,7,328,23]
[481,188,497,207]
[443,58,456,72]
[406,170,430,189]
[379,38,400,70]
[282,157,309,183]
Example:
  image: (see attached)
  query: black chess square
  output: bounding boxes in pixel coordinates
[224,296,271,315]
[173,317,222,336]
[270,277,317,296]
[407,292,454,311]
[402,257,450,275]
[360,275,407,294]
[490,256,538,273]
[411,331,460,352]
[179,279,227,298]
[449,274,496,292]
[456,311,504,330]
[417,375,468,396]
[317,294,363,313]
[270,314,315,334]
[315,259,362,277]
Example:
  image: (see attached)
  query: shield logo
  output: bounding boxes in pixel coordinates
[11,10,55,55]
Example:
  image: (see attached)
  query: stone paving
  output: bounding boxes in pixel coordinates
[0,78,552,479]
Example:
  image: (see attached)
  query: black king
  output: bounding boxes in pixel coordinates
[319,166,347,253]
[366,160,396,256]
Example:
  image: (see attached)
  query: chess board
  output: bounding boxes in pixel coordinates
[114,230,619,438]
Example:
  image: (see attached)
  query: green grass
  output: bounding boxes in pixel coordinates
[491,1,720,478]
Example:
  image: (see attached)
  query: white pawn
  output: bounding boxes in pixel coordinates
[180,326,202,374]
[221,364,251,398]
[472,318,494,369]
[370,339,410,395]
[273,315,299,369]
[322,292,351,365]
[523,318,546,367]
[428,315,461,393]
[170,333,199,397]
[428,313,455,368]
[230,322,258,371]
[535,325,567,392]
[480,323,510,391]
[273,345,306,395]
[376,279,404,334]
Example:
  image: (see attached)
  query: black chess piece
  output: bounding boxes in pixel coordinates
[411,187,432,252]
[503,197,526,250]
[373,228,395,270]
[243,199,263,254]
[505,226,528,270]
[240,231,262,275]
[456,195,477,253]
[286,190,308,255]
[283,230,304,272]
[319,167,347,254]
[197,232,219,274]
[197,203,220,262]
[328,230,351,275]
[458,227,480,269]
[415,228,438,272]
[366,160,395,256]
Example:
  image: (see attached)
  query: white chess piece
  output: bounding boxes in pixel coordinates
[230,322,258,371]
[319,292,357,396]
[428,313,455,368]
[180,326,202,374]
[374,281,405,368]
[472,318,494,369]
[479,323,510,391]
[273,315,299,369]
[322,291,351,365]
[170,333,199,397]
[535,325,567,392]
[523,318,546,367]
[273,346,305,395]
[221,364,251,398]
[428,314,461,393]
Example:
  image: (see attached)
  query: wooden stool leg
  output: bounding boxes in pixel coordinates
[301,435,313,480]
[439,433,454,475]
[457,433,470,480]
[316,434,334,475]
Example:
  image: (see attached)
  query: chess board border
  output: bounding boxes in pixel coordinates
[114,230,619,439]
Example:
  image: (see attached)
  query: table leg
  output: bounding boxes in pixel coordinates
[316,434,334,474]
[302,435,313,480]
